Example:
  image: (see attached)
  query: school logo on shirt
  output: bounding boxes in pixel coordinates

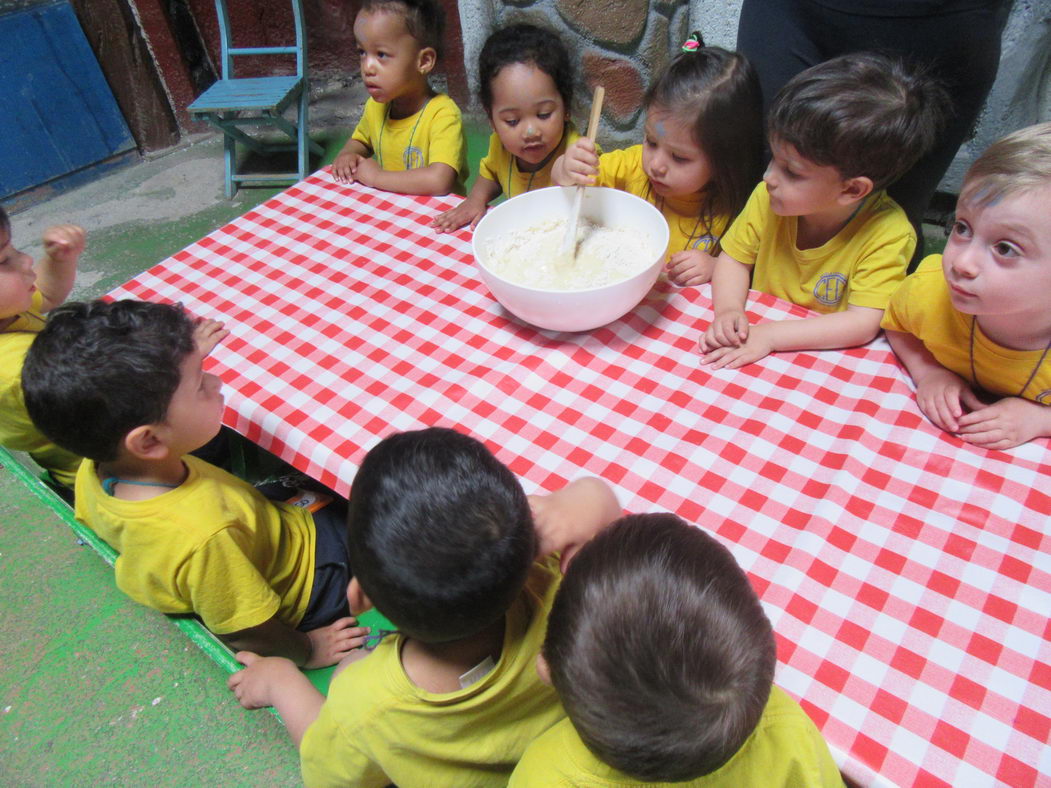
[1036,389,1051,406]
[691,233,717,253]
[404,146,424,170]
[814,273,848,306]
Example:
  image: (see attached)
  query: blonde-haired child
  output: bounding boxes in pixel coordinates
[0,206,84,487]
[882,122,1051,450]
[433,23,580,232]
[554,34,764,287]
[332,0,466,196]
[700,53,947,369]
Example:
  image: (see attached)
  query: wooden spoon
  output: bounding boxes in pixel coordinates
[559,85,605,265]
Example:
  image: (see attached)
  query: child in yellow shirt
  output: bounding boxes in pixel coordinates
[227,427,621,788]
[701,53,947,369]
[510,513,844,788]
[433,23,580,232]
[554,34,764,287]
[332,0,466,195]
[21,300,369,667]
[0,206,84,487]
[882,122,1051,450]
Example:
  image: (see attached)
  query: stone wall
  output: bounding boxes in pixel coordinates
[458,0,1051,195]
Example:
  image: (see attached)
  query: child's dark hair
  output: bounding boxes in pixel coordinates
[347,427,535,643]
[645,34,763,253]
[21,300,196,462]
[0,205,10,237]
[768,51,949,190]
[543,513,776,781]
[478,23,573,118]
[361,0,444,58]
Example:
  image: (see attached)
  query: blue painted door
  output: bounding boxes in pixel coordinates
[0,0,134,198]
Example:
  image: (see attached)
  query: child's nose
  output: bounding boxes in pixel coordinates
[950,246,980,278]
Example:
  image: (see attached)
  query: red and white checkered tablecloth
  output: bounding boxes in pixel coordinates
[111,171,1051,788]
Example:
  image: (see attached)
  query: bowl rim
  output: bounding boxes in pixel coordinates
[471,186,670,295]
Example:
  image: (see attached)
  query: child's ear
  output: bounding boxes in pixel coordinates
[416,46,436,76]
[346,577,373,615]
[535,653,552,686]
[839,175,874,205]
[123,424,173,461]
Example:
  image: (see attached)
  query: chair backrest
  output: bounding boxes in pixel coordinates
[213,0,307,81]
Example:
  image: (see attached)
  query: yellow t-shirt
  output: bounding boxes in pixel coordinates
[299,557,566,788]
[0,290,82,487]
[478,122,581,200]
[73,455,316,634]
[721,182,914,313]
[595,145,729,259]
[509,686,845,788]
[882,255,1051,404]
[351,93,467,193]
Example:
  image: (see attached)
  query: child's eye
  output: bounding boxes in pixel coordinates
[643,136,656,148]
[672,154,690,164]
[951,219,971,238]
[504,118,519,127]
[537,112,552,120]
[993,241,1020,258]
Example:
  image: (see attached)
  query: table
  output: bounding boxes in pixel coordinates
[111,172,1051,788]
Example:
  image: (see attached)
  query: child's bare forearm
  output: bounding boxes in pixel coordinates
[466,176,502,207]
[271,672,325,746]
[885,329,946,385]
[764,305,883,352]
[369,163,458,195]
[709,254,751,315]
[531,477,621,559]
[339,138,370,158]
[36,225,85,312]
[220,616,311,666]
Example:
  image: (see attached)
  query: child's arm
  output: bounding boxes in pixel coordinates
[530,477,621,572]
[551,138,598,187]
[885,329,983,433]
[227,652,324,745]
[957,398,1051,450]
[700,252,753,352]
[701,305,884,369]
[332,139,371,184]
[352,159,458,196]
[219,614,370,669]
[431,176,502,232]
[35,225,85,312]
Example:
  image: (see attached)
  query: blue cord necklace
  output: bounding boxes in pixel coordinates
[101,477,180,496]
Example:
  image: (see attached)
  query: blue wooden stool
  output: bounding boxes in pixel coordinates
[188,0,323,198]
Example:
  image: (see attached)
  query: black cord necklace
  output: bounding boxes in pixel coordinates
[968,315,1051,398]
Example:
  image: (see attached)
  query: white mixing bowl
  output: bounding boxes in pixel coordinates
[471,186,669,332]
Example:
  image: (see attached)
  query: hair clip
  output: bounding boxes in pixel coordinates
[681,34,701,53]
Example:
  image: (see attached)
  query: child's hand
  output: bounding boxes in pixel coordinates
[432,200,488,233]
[700,309,750,352]
[913,368,983,433]
[530,478,621,573]
[555,139,598,186]
[956,396,1050,450]
[227,651,299,709]
[304,616,371,669]
[666,249,717,287]
[699,321,774,369]
[332,151,364,184]
[42,224,86,266]
[193,317,229,356]
[350,157,381,188]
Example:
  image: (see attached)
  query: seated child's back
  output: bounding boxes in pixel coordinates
[0,208,84,486]
[510,513,843,787]
[227,426,621,787]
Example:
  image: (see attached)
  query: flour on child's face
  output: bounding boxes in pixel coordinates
[0,229,37,321]
[641,107,712,199]
[489,63,566,171]
[942,183,1051,330]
